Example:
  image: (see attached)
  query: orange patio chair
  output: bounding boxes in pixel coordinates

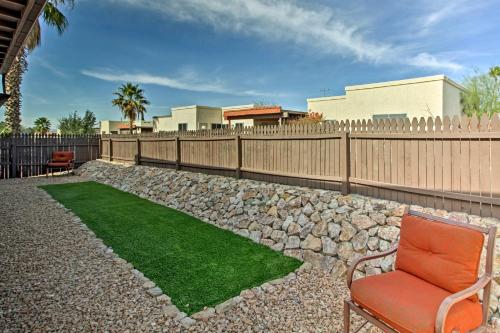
[46,151,74,176]
[344,209,497,333]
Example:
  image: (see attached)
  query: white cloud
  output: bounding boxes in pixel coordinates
[409,53,463,71]
[111,0,462,71]
[81,69,281,97]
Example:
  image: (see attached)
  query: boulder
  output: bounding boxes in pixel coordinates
[301,234,322,251]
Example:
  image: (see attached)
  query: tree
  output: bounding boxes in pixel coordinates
[4,0,74,134]
[112,83,150,134]
[58,110,96,135]
[461,66,500,118]
[289,111,325,125]
[33,117,51,134]
[0,121,11,136]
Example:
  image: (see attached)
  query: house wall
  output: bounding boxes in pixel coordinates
[154,106,223,132]
[100,121,127,134]
[307,75,464,121]
[443,80,464,118]
[196,106,223,129]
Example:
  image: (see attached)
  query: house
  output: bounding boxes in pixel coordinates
[307,75,464,122]
[153,104,305,132]
[100,120,154,134]
[222,105,304,128]
[153,105,223,132]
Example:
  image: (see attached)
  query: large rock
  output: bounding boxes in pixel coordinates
[301,235,322,251]
[351,215,377,230]
[303,250,323,267]
[302,203,315,217]
[378,226,399,242]
[267,206,278,217]
[310,211,321,223]
[300,222,315,239]
[285,236,301,249]
[338,242,354,261]
[328,223,341,239]
[297,214,309,227]
[339,222,356,241]
[287,222,301,236]
[262,226,273,239]
[352,230,369,251]
[369,212,386,225]
[322,237,337,256]
[312,220,328,237]
[271,230,287,243]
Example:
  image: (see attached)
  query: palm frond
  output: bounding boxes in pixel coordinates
[43,2,69,35]
[25,21,41,51]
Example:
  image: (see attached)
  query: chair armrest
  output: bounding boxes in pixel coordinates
[435,274,491,333]
[347,245,398,288]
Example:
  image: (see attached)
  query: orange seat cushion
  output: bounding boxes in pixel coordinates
[47,162,71,167]
[52,151,74,162]
[395,214,484,301]
[351,270,483,333]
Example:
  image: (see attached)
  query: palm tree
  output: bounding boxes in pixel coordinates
[112,83,150,134]
[4,0,74,134]
[33,117,51,134]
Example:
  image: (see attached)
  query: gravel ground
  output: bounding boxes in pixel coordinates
[0,176,492,333]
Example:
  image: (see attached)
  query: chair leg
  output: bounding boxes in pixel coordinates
[344,300,351,333]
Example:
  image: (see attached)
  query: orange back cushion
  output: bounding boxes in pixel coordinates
[52,151,74,162]
[395,214,484,300]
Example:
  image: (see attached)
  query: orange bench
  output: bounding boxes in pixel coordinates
[344,209,497,333]
[46,151,74,176]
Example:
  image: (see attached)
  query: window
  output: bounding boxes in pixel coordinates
[372,114,407,121]
[234,123,244,129]
[212,124,228,129]
[178,123,188,131]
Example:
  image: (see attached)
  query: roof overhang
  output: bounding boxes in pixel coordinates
[223,106,282,120]
[0,0,46,75]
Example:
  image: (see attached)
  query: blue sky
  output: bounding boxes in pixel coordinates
[3,0,500,127]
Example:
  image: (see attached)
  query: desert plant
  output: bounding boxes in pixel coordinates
[289,111,325,124]
[461,66,500,118]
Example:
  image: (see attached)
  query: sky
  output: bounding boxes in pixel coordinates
[2,0,500,128]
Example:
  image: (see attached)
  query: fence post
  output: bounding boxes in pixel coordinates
[136,138,141,165]
[10,140,17,178]
[235,135,242,179]
[175,136,181,170]
[109,138,113,162]
[340,132,350,195]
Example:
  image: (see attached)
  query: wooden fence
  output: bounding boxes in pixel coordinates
[0,134,100,179]
[102,114,500,217]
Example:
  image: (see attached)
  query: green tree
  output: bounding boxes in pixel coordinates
[58,110,96,135]
[112,83,150,134]
[33,117,52,134]
[4,0,74,134]
[461,66,500,118]
[0,121,11,136]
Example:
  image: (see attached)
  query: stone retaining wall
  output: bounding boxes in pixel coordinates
[76,160,500,323]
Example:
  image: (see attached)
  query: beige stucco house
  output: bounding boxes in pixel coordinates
[153,105,223,132]
[153,104,304,132]
[307,75,464,121]
[100,120,153,134]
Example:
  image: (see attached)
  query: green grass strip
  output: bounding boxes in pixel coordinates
[40,181,301,314]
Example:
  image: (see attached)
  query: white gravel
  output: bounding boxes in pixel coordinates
[1,176,492,333]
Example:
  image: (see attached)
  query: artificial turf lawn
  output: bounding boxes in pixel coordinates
[40,181,302,314]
